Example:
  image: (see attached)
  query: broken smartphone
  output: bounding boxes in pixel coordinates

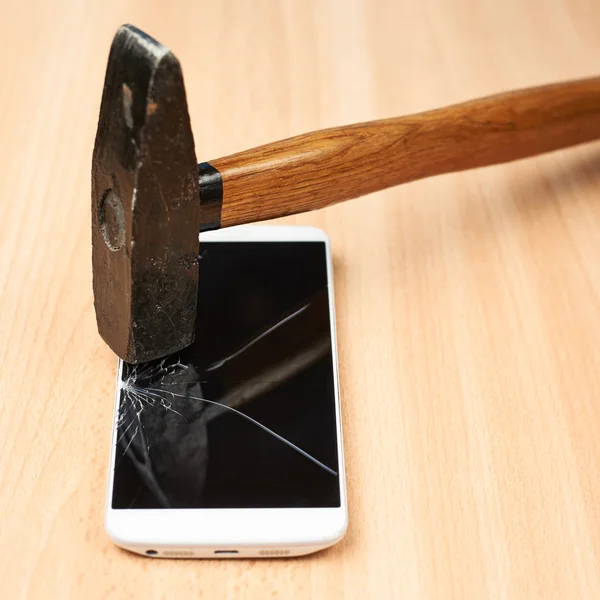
[105,225,347,558]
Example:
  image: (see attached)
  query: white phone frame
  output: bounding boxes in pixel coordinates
[105,225,347,558]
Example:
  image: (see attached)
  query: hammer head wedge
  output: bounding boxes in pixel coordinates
[92,24,200,364]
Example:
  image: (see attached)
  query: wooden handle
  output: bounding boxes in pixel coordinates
[206,77,600,228]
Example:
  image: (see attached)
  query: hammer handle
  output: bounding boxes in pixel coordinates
[203,77,600,229]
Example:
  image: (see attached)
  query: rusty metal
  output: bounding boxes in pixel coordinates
[92,25,199,363]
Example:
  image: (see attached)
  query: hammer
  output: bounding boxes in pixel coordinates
[92,24,600,364]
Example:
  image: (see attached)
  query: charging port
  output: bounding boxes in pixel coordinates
[214,550,239,555]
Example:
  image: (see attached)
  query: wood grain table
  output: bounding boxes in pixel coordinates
[2,1,600,598]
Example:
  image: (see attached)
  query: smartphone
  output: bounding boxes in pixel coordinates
[105,225,347,558]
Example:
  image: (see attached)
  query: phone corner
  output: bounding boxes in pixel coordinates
[314,523,348,556]
[335,510,349,542]
[307,225,332,244]
[104,510,127,548]
[321,507,348,547]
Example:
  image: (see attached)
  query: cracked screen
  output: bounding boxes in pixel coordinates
[111,241,340,509]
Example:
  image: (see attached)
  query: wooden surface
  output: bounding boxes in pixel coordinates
[2,1,600,598]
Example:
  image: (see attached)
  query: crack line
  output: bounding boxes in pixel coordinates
[134,385,337,476]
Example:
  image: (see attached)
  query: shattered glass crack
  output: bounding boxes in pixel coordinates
[117,359,337,477]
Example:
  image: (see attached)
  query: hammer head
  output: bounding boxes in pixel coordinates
[92,25,200,363]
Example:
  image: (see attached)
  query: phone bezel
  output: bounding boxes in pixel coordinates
[104,225,347,558]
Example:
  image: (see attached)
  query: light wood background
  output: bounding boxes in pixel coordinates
[2,1,600,598]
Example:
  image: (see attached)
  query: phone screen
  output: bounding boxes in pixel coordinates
[111,241,340,509]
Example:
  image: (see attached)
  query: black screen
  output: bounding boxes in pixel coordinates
[112,241,340,509]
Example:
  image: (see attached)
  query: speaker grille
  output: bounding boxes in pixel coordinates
[259,549,290,556]
[163,550,195,557]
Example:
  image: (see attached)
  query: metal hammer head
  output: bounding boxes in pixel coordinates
[92,25,200,364]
